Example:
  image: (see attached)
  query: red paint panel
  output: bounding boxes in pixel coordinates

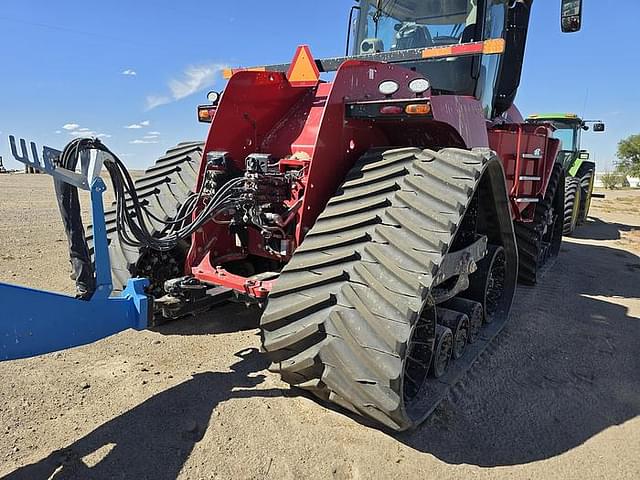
[202,71,309,175]
[488,123,560,222]
[296,60,432,237]
[430,96,489,148]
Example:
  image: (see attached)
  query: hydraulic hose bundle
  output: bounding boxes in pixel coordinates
[56,137,243,297]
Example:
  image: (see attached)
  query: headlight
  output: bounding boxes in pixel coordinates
[408,78,430,94]
[207,90,220,104]
[378,80,400,96]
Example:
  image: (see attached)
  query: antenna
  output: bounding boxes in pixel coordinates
[581,87,589,118]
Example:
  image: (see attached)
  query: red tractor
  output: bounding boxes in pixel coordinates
[52,0,582,431]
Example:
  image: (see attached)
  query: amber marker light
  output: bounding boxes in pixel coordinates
[405,103,431,115]
[198,106,216,123]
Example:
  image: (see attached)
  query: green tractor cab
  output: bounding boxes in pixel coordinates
[526,113,605,235]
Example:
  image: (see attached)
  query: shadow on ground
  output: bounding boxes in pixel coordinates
[570,216,638,241]
[394,216,640,466]
[152,302,263,336]
[2,348,283,480]
[3,216,639,476]
[268,215,640,467]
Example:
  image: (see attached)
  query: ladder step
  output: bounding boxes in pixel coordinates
[515,197,540,203]
[519,175,541,181]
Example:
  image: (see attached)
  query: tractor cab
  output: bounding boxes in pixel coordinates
[526,113,605,172]
[352,0,533,119]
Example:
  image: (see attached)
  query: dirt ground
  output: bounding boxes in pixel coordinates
[0,174,638,480]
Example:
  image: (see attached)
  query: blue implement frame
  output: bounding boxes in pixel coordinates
[0,149,150,361]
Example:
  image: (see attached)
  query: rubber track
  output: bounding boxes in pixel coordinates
[261,147,514,431]
[562,176,581,235]
[514,163,564,285]
[86,142,203,291]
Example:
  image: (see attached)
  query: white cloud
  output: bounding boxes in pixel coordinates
[146,63,227,110]
[148,131,161,135]
[146,95,171,109]
[122,69,137,76]
[168,65,223,100]
[130,139,158,144]
[70,130,97,137]
[59,123,110,139]
[143,135,158,140]
[125,120,150,129]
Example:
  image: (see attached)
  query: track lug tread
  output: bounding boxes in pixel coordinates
[263,147,518,431]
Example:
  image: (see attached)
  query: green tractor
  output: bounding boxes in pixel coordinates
[526,113,605,235]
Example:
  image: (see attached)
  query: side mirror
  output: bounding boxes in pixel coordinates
[593,122,606,132]
[345,5,360,56]
[561,0,583,33]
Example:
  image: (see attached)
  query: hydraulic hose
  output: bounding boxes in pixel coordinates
[56,138,244,295]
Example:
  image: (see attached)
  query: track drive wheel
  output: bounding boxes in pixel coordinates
[563,176,582,236]
[261,147,518,431]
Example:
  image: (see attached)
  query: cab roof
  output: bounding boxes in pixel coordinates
[527,113,583,122]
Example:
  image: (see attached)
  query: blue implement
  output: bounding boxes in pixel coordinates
[0,172,150,361]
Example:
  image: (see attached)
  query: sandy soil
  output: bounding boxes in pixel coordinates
[0,175,638,480]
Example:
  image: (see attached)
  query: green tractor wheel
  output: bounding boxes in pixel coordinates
[563,176,582,236]
[577,163,596,225]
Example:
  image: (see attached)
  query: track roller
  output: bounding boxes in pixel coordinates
[460,245,506,324]
[430,324,453,378]
[442,297,483,344]
[437,308,470,360]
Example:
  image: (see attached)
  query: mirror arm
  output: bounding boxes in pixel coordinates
[345,6,361,56]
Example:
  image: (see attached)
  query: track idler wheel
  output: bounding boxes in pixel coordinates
[437,308,470,360]
[442,297,483,344]
[430,324,453,378]
[461,245,506,324]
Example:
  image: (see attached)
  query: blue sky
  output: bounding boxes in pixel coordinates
[0,1,637,171]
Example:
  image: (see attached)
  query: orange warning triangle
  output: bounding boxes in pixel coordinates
[286,45,320,87]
